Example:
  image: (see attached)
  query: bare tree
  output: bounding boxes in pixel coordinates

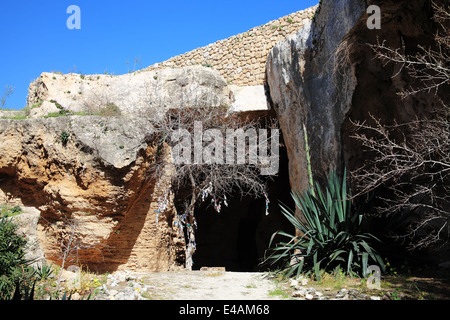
[147,106,279,269]
[55,218,108,291]
[368,1,449,99]
[1,85,14,110]
[351,2,450,251]
[351,112,450,250]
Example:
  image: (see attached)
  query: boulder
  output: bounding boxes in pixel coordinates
[26,66,230,118]
[11,207,46,268]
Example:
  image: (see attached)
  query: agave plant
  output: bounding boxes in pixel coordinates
[35,263,54,281]
[264,169,385,279]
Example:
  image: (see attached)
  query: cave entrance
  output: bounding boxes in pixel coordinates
[188,151,293,272]
[192,195,263,271]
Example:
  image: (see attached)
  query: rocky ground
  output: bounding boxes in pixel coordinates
[40,265,450,300]
[92,270,282,300]
[63,269,386,301]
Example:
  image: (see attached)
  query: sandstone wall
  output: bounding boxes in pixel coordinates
[144,6,318,86]
[0,116,185,273]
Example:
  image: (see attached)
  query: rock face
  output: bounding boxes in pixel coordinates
[266,0,367,193]
[266,0,447,195]
[339,0,449,174]
[11,207,46,267]
[26,65,275,118]
[0,116,184,273]
[266,0,449,259]
[27,66,230,118]
[6,0,445,273]
[0,64,278,272]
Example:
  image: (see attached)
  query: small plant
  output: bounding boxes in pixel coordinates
[268,288,288,298]
[0,205,22,218]
[35,263,54,281]
[0,85,14,111]
[50,99,63,110]
[11,205,22,215]
[30,100,43,109]
[10,280,36,300]
[3,114,28,120]
[60,131,70,145]
[97,103,121,116]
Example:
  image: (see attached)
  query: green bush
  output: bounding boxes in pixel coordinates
[0,216,35,299]
[264,169,385,280]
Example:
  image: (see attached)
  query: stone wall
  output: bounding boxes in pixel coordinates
[144,5,318,86]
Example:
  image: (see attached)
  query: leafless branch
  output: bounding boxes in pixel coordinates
[350,3,450,251]
[369,1,449,99]
[0,85,14,110]
[145,106,278,268]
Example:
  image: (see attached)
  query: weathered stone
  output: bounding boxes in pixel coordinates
[292,289,306,297]
[0,116,184,273]
[305,293,314,300]
[228,85,269,112]
[315,291,324,298]
[289,279,299,287]
[266,0,366,193]
[27,66,229,118]
[11,207,46,268]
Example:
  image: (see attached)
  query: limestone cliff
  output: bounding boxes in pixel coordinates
[266,0,366,194]
[0,63,280,272]
[26,66,230,118]
[266,0,448,194]
[0,116,184,273]
[5,0,446,273]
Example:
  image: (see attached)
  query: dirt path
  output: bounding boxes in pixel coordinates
[105,270,284,300]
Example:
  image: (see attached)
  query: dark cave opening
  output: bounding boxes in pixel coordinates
[180,147,294,272]
[192,196,265,272]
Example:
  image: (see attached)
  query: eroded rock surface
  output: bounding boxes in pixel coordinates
[0,116,184,273]
[266,0,366,193]
[27,66,230,118]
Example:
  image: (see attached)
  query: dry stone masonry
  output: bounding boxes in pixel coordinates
[144,6,318,86]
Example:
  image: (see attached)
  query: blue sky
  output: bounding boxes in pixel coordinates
[0,0,318,110]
